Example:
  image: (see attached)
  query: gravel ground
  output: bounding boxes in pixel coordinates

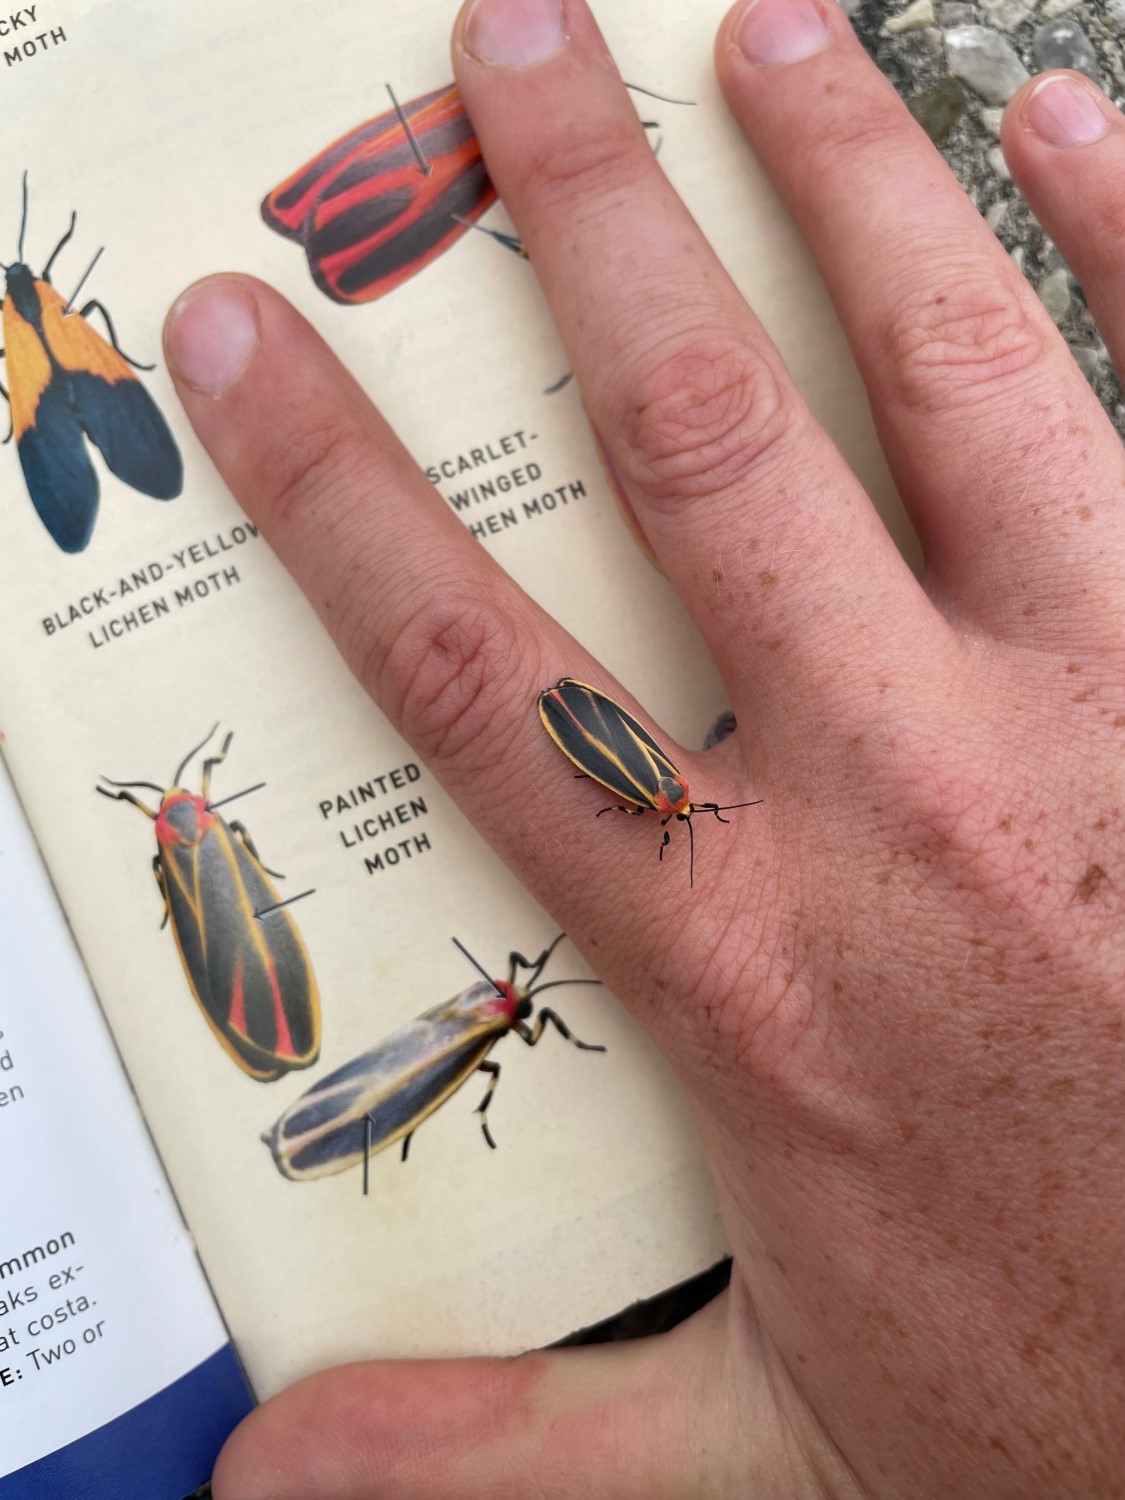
[851,0,1124,432]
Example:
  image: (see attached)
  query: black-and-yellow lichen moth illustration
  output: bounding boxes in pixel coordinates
[97,726,321,1081]
[2,173,182,553]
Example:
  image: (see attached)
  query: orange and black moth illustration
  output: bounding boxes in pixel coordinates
[261,85,522,306]
[1,175,182,553]
[97,727,321,1082]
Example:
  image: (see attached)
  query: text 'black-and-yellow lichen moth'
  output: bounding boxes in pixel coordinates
[262,935,603,1192]
[537,678,762,886]
[97,726,321,1082]
[1,173,182,553]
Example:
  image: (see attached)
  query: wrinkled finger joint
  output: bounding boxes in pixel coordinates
[254,409,373,532]
[373,594,529,769]
[882,277,1045,417]
[615,334,798,509]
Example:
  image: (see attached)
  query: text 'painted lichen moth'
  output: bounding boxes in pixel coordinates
[97,726,321,1082]
[538,678,762,886]
[1,172,182,553]
[262,934,603,1194]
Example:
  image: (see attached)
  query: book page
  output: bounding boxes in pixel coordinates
[0,0,911,1397]
[0,759,252,1496]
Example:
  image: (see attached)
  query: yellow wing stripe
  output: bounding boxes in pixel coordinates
[2,297,52,440]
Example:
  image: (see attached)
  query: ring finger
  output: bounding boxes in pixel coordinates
[716,0,1125,645]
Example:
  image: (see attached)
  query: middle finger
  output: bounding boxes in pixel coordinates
[453,0,935,727]
[716,0,1125,647]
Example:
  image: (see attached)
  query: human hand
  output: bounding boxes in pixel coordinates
[166,0,1125,1494]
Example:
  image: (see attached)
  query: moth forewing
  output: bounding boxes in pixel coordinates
[262,979,512,1181]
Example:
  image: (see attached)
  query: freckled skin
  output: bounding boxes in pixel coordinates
[179,1,1125,1494]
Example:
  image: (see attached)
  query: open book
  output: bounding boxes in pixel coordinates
[0,0,913,1493]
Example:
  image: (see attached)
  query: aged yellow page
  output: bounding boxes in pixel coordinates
[0,0,909,1395]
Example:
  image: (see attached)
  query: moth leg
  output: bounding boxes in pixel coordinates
[698,801,731,825]
[199,731,234,800]
[658,829,672,863]
[41,211,77,283]
[401,1131,414,1164]
[76,299,156,371]
[151,856,171,930]
[0,371,11,446]
[518,1009,606,1054]
[228,820,285,880]
[475,1059,502,1150]
[595,804,646,819]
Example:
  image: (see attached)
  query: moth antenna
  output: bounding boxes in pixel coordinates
[526,978,602,1002]
[711,799,764,812]
[623,82,696,106]
[98,776,165,796]
[16,169,28,261]
[174,723,220,786]
[689,814,695,890]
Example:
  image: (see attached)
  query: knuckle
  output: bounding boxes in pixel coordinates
[802,102,912,182]
[518,118,638,208]
[616,333,796,506]
[371,589,528,769]
[881,275,1045,416]
[254,407,370,532]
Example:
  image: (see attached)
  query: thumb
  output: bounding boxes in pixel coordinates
[210,1291,802,1499]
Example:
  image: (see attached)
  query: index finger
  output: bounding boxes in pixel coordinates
[163,275,758,1013]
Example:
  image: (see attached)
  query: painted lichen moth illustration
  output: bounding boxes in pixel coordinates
[1,173,182,553]
[538,678,762,887]
[262,934,603,1192]
[96,726,321,1082]
[261,82,692,309]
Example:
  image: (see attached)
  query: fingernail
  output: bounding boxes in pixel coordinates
[165,279,260,398]
[1025,74,1109,147]
[735,0,830,66]
[463,0,568,69]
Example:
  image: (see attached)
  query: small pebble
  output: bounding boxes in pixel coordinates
[987,144,1012,181]
[1033,18,1101,82]
[980,106,1006,137]
[883,0,935,32]
[1068,342,1105,385]
[907,76,967,143]
[840,0,863,15]
[1040,0,1080,17]
[1038,266,1072,324]
[944,26,1031,104]
[1010,246,1026,274]
[921,26,945,51]
[1116,404,1125,427]
[1107,0,1125,25]
[979,0,1032,27]
[985,199,1009,231]
[939,1,974,22]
